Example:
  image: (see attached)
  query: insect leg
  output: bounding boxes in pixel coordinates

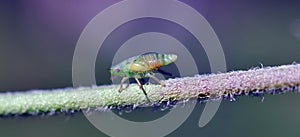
[134,77,150,102]
[118,77,129,93]
[134,77,145,90]
[147,73,166,87]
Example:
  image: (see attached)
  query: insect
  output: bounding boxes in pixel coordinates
[110,52,178,101]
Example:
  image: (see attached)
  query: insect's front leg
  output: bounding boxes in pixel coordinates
[118,77,129,93]
[134,76,150,102]
[134,76,144,90]
[147,73,166,87]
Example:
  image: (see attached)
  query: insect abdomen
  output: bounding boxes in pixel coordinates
[129,53,177,72]
[160,53,177,66]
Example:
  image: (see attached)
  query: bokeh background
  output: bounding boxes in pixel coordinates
[1,0,300,137]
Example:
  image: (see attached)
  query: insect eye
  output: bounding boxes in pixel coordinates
[115,68,120,72]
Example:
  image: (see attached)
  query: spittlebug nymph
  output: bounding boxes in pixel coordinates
[110,52,177,101]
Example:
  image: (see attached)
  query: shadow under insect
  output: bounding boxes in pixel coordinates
[110,100,178,122]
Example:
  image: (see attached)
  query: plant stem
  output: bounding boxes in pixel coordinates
[0,64,299,116]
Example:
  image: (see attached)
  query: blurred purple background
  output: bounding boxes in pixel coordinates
[0,0,118,91]
[1,1,300,137]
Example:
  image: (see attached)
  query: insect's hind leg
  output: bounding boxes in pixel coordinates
[147,73,166,87]
[134,76,150,102]
[118,77,129,93]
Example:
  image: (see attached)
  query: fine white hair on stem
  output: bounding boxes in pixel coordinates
[0,64,299,116]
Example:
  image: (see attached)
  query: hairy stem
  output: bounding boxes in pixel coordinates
[0,64,300,116]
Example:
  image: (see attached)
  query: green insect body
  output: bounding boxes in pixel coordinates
[110,52,177,78]
[110,52,177,101]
